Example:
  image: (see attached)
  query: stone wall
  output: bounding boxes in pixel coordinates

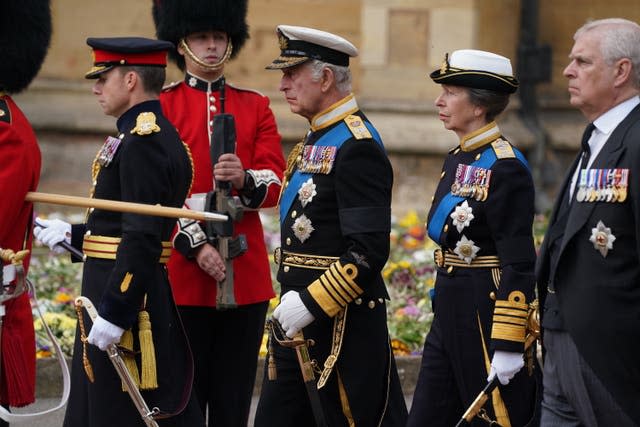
[15,0,640,216]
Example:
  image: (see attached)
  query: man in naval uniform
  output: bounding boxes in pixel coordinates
[34,37,204,427]
[254,25,408,427]
[536,18,640,426]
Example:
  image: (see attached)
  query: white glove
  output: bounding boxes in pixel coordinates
[33,218,71,255]
[488,350,524,385]
[87,315,125,351]
[273,291,315,338]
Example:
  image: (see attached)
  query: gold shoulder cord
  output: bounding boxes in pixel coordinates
[277,139,305,208]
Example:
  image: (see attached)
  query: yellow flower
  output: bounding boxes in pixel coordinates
[399,210,421,228]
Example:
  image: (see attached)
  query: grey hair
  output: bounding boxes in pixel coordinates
[466,87,511,122]
[308,59,352,93]
[575,18,640,88]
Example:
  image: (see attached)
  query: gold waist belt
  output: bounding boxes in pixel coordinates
[274,247,339,270]
[434,248,500,269]
[83,235,172,263]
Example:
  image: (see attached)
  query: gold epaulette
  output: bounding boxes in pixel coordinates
[308,261,363,317]
[491,291,528,343]
[344,115,372,140]
[491,138,515,159]
[130,112,161,136]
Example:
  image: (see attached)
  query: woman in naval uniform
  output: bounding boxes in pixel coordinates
[407,49,539,427]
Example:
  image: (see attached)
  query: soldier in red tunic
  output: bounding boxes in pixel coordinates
[0,1,51,422]
[152,1,285,425]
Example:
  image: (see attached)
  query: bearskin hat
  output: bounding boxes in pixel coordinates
[0,1,52,94]
[152,0,249,70]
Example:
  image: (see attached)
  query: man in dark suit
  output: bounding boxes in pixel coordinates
[536,18,640,426]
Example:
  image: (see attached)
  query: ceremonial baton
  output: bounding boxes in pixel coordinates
[26,192,228,223]
[269,319,327,427]
[455,300,541,427]
[34,220,85,260]
[75,296,160,427]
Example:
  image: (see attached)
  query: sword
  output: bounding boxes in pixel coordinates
[455,300,541,427]
[269,319,327,427]
[75,296,160,427]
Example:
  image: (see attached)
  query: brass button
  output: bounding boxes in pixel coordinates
[355,298,362,305]
[453,148,460,155]
[368,300,375,309]
[284,266,290,273]
[475,153,481,160]
[440,171,445,179]
[286,237,291,245]
[89,207,95,213]
[209,96,216,102]
[447,266,454,274]
[291,210,297,218]
[85,230,91,236]
[444,224,449,232]
[489,291,496,300]
[431,195,434,202]
[378,298,384,303]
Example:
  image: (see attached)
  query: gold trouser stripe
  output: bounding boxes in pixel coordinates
[478,313,512,427]
[443,253,501,268]
[83,235,171,263]
[337,370,355,427]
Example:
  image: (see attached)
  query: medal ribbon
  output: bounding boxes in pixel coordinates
[427,145,529,244]
[279,120,383,224]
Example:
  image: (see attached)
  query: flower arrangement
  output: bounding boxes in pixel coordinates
[28,210,439,358]
[29,251,82,358]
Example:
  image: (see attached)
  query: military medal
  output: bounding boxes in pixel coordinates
[299,145,337,174]
[298,178,317,207]
[450,200,474,233]
[292,214,314,243]
[589,220,615,257]
[576,170,588,202]
[451,164,491,200]
[454,235,480,264]
[97,135,122,167]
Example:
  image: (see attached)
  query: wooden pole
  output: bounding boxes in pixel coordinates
[25,192,227,223]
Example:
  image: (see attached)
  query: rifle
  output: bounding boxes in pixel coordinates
[205,79,248,309]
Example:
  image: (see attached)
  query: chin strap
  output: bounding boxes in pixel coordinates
[179,38,233,72]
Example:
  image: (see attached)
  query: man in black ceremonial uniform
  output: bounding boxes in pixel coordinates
[254,25,408,427]
[34,37,204,427]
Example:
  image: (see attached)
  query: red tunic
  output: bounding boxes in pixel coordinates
[0,95,39,407]
[160,77,285,307]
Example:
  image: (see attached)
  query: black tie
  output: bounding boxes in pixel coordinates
[580,122,595,168]
[568,123,595,204]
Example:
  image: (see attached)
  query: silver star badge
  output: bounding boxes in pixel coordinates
[450,200,474,233]
[188,77,197,87]
[589,220,616,257]
[292,214,314,243]
[454,235,480,264]
[298,178,317,207]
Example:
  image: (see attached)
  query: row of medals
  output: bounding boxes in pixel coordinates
[451,164,491,202]
[576,168,628,203]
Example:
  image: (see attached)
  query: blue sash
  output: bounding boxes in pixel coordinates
[427,145,529,244]
[279,120,383,224]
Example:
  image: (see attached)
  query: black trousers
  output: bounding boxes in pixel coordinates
[178,302,268,427]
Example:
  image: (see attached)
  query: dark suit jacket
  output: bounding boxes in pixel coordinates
[536,103,640,423]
